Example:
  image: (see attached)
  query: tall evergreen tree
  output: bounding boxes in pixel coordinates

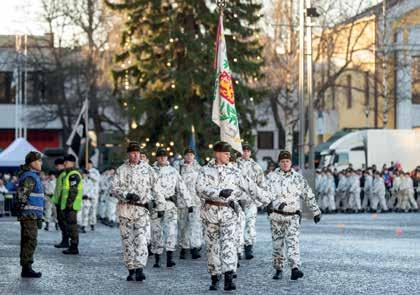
[106,0,264,158]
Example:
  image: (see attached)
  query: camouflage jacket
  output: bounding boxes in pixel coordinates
[236,158,265,207]
[266,169,320,216]
[152,161,192,209]
[112,160,166,217]
[195,159,272,206]
[82,177,96,199]
[372,176,385,196]
[179,160,201,207]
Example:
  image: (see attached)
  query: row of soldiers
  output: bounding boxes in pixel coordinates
[316,168,420,213]
[109,141,321,291]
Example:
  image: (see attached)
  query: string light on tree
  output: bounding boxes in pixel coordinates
[171,83,176,89]
[155,142,160,147]
[208,144,213,149]
[131,120,138,129]
[169,141,174,146]
[174,105,179,110]
[146,138,150,142]
[233,58,238,63]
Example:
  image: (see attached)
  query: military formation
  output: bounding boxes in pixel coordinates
[316,165,420,214]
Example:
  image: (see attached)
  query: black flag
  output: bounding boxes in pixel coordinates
[65,99,88,164]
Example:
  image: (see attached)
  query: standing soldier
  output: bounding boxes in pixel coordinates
[79,169,95,233]
[371,171,388,212]
[388,171,401,211]
[150,148,193,268]
[178,148,202,260]
[348,170,361,213]
[335,171,347,212]
[324,170,336,213]
[112,141,166,281]
[86,160,100,231]
[98,169,109,222]
[42,172,57,231]
[60,155,83,255]
[236,143,265,260]
[196,142,272,291]
[266,150,321,281]
[362,170,373,212]
[51,158,68,248]
[16,152,44,278]
[404,172,418,211]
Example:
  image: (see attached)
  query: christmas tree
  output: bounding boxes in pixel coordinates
[106,0,264,158]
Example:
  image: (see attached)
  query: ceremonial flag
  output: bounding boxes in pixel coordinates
[66,99,88,164]
[212,13,243,154]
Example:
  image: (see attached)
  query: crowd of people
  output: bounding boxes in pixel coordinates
[5,143,420,291]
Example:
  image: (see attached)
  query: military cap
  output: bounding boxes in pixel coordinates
[184,147,195,155]
[213,141,231,152]
[54,158,65,165]
[64,154,77,163]
[25,151,42,165]
[242,142,252,151]
[126,141,141,153]
[277,150,291,162]
[156,148,167,157]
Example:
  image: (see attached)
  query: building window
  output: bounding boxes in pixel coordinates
[0,72,13,103]
[346,74,352,109]
[257,131,274,149]
[412,56,420,104]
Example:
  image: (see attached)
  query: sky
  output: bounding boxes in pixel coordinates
[0,0,45,35]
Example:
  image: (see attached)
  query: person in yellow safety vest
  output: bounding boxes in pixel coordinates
[60,154,83,255]
[51,158,69,248]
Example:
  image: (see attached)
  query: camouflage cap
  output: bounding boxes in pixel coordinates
[156,147,168,157]
[277,150,291,162]
[213,141,231,152]
[184,147,195,155]
[242,142,252,151]
[126,141,141,153]
[25,151,42,165]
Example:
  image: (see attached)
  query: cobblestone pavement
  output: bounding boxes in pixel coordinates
[1,213,419,295]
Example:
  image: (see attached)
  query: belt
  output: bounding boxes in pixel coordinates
[129,202,148,209]
[205,200,230,207]
[269,209,301,216]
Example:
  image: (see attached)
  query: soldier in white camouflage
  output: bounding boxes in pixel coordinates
[111,142,166,282]
[178,147,202,260]
[150,147,193,268]
[236,143,265,260]
[78,168,95,233]
[196,141,273,291]
[266,150,321,281]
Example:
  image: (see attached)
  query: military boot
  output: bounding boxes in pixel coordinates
[54,236,69,248]
[224,271,236,291]
[179,248,187,260]
[80,226,86,233]
[244,245,254,260]
[153,254,160,268]
[63,243,79,255]
[126,269,135,281]
[135,268,146,281]
[44,222,49,231]
[90,225,95,231]
[272,270,283,280]
[291,268,304,280]
[209,275,220,291]
[191,248,201,259]
[21,265,42,278]
[166,251,176,267]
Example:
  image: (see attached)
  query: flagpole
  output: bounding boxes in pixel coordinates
[85,98,89,167]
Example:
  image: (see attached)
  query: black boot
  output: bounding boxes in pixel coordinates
[54,236,69,248]
[21,265,42,278]
[291,268,304,280]
[153,254,160,268]
[55,223,59,231]
[272,270,283,280]
[244,245,254,260]
[209,275,220,291]
[166,251,176,267]
[237,253,241,268]
[44,222,49,231]
[135,268,146,281]
[126,269,135,281]
[224,271,236,291]
[63,243,79,255]
[179,248,187,260]
[191,248,201,259]
[90,225,95,231]
[80,226,86,233]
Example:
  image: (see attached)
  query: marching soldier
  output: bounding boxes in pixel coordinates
[51,158,69,248]
[86,160,101,231]
[79,169,95,233]
[60,155,83,255]
[150,148,193,268]
[372,171,388,212]
[16,151,44,278]
[236,143,265,260]
[266,150,321,281]
[42,172,57,231]
[196,141,272,291]
[178,147,202,260]
[111,142,166,281]
[362,170,373,212]
[335,171,348,212]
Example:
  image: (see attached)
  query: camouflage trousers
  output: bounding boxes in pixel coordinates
[244,204,258,246]
[335,191,348,210]
[236,209,245,254]
[88,196,98,226]
[348,192,361,210]
[150,207,178,254]
[178,207,203,249]
[97,194,107,219]
[371,193,388,211]
[269,213,301,270]
[78,199,91,227]
[119,215,149,270]
[321,193,336,211]
[20,219,38,267]
[64,209,79,245]
[387,191,399,209]
[105,197,118,223]
[201,205,238,275]
[56,205,67,242]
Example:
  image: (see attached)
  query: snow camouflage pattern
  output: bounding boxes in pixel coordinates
[98,173,112,219]
[78,177,95,227]
[266,169,320,271]
[335,175,348,210]
[348,175,361,210]
[196,159,272,275]
[236,158,265,247]
[372,176,388,211]
[178,160,203,249]
[88,168,101,226]
[43,177,57,224]
[111,160,165,270]
[150,162,192,255]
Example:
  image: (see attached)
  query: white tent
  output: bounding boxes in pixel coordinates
[0,138,42,167]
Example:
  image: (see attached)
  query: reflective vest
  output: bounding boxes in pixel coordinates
[60,169,83,211]
[18,170,44,219]
[51,170,66,205]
